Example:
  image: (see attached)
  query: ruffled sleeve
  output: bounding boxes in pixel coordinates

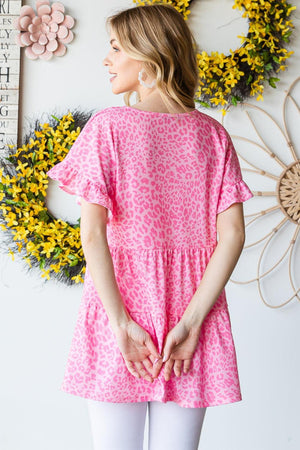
[47,110,115,213]
[216,131,253,215]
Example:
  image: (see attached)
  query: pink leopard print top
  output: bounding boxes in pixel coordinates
[47,106,253,408]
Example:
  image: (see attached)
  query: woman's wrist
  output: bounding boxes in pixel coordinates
[180,299,205,331]
[109,307,132,333]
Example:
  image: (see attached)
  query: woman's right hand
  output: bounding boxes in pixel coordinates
[112,319,163,382]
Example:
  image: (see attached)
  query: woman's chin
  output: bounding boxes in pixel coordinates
[111,87,128,95]
[110,81,136,95]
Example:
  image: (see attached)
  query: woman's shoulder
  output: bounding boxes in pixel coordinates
[91,106,128,117]
[197,110,232,142]
[196,109,226,129]
[88,106,133,127]
[81,107,123,133]
[88,107,114,122]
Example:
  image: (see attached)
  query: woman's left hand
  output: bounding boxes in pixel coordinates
[161,320,201,381]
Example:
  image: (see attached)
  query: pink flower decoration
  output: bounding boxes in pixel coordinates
[14,1,75,60]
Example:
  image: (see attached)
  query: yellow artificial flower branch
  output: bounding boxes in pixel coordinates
[133,0,296,112]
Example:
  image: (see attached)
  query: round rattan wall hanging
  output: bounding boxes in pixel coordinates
[223,76,300,308]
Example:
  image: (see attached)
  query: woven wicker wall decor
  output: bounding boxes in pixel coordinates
[224,77,300,309]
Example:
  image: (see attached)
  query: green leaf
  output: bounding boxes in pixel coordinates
[261,50,269,63]
[53,247,62,259]
[268,77,280,88]
[69,258,79,267]
[31,152,37,165]
[5,199,27,207]
[67,254,79,267]
[231,95,242,106]
[4,156,15,163]
[47,139,53,151]
[272,56,280,64]
[34,232,42,242]
[282,31,292,43]
[39,257,45,269]
[38,191,45,201]
[265,63,273,72]
[38,210,50,222]
[231,96,237,106]
[47,139,54,161]
[246,74,253,85]
[51,115,60,122]
[64,268,70,278]
[197,101,210,108]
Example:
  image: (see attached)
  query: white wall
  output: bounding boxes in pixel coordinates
[1,1,300,449]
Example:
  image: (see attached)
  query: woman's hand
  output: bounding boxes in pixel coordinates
[161,320,201,381]
[113,319,163,382]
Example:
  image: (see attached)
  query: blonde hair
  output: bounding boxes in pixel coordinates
[105,3,199,116]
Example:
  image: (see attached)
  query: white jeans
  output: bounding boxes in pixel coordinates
[86,399,207,450]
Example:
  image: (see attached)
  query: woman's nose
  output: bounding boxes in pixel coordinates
[103,53,110,66]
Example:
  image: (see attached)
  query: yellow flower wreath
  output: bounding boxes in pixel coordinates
[134,0,296,112]
[0,112,87,284]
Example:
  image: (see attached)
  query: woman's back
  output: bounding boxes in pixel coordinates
[47,105,253,407]
[79,105,249,249]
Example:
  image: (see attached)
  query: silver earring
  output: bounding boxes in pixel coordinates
[138,68,156,88]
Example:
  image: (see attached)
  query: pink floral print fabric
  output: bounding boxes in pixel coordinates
[47,106,253,408]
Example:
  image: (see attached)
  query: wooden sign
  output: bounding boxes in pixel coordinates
[0,0,21,153]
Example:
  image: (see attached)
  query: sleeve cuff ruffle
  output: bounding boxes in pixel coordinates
[47,164,113,213]
[217,179,253,214]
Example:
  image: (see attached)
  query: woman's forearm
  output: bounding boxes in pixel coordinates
[81,233,131,332]
[181,229,245,329]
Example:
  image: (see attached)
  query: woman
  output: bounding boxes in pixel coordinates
[47,3,253,449]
